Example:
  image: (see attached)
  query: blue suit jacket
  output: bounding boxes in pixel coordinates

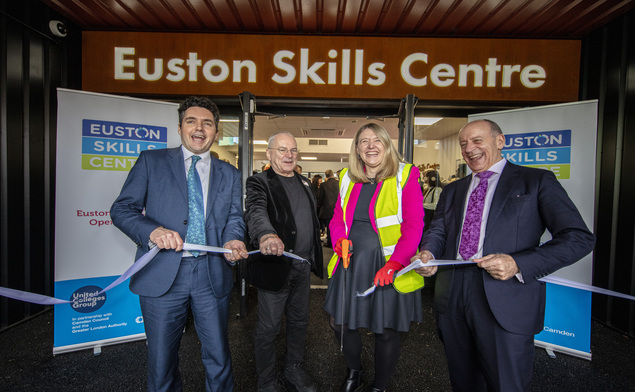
[111,147,246,298]
[422,162,595,335]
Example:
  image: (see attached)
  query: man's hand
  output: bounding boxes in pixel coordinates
[412,250,438,277]
[474,253,519,280]
[259,234,285,256]
[223,240,249,262]
[149,226,184,251]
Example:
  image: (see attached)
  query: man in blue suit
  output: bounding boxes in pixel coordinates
[111,96,248,392]
[415,119,595,392]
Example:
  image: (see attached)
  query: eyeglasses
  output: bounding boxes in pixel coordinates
[269,147,299,156]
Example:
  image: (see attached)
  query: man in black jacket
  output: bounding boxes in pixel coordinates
[318,169,339,247]
[244,132,323,392]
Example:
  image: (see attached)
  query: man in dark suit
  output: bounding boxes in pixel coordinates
[414,119,595,392]
[317,169,339,247]
[244,132,323,392]
[111,96,248,392]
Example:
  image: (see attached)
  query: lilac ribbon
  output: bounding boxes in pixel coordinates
[355,259,471,297]
[246,249,309,262]
[539,275,635,301]
[97,246,161,294]
[356,258,635,301]
[0,244,305,305]
[0,287,72,305]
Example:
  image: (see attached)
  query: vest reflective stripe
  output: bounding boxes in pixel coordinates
[383,244,396,255]
[374,163,407,259]
[376,215,400,228]
[327,164,424,294]
[338,168,354,236]
[327,168,354,279]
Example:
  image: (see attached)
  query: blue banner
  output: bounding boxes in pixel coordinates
[535,283,591,353]
[54,276,145,347]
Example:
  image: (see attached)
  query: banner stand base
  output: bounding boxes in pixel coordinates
[534,339,591,361]
[53,333,146,355]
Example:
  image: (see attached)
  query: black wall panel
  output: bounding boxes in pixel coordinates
[582,10,635,337]
[0,0,80,330]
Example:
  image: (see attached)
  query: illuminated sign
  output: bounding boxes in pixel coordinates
[83,32,580,102]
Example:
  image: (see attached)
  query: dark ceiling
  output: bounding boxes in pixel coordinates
[42,0,635,39]
[36,0,635,161]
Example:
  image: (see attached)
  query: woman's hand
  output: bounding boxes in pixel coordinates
[374,260,403,286]
[334,237,353,258]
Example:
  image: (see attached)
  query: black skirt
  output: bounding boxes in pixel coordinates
[323,182,422,333]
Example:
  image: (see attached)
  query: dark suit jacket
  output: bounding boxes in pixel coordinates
[318,177,339,220]
[422,162,595,335]
[244,168,324,280]
[110,147,246,298]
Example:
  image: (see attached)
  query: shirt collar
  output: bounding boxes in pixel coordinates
[181,145,211,166]
[487,157,507,175]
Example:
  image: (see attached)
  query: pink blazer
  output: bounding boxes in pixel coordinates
[329,166,424,269]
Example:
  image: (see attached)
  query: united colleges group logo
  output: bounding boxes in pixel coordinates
[82,119,168,171]
[502,129,571,179]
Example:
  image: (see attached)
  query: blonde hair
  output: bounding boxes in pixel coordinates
[347,123,402,183]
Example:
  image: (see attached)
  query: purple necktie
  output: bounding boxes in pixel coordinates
[459,171,494,260]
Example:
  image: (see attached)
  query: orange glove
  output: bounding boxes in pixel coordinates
[334,237,353,258]
[374,260,403,286]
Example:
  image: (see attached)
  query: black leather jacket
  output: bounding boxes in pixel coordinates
[244,168,324,278]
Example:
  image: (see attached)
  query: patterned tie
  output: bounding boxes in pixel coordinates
[186,155,205,257]
[458,171,494,260]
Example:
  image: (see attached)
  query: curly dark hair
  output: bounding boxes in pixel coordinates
[423,169,444,188]
[177,96,220,129]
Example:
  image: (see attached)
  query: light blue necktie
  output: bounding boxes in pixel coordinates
[186,155,206,257]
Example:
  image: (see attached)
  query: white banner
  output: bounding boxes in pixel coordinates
[53,89,180,354]
[470,100,598,359]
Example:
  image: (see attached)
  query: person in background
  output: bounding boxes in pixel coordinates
[110,96,249,392]
[456,163,467,179]
[318,169,339,247]
[414,119,595,392]
[311,174,323,213]
[324,123,424,392]
[244,132,323,392]
[295,164,303,175]
[422,169,444,232]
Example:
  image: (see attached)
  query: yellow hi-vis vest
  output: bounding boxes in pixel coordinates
[327,163,425,294]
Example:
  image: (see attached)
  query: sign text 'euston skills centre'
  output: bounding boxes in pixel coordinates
[114,47,547,90]
[82,32,580,101]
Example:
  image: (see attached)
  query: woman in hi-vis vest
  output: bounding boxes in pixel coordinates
[324,123,425,392]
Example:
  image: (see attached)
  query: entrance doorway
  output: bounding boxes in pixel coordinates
[248,114,467,184]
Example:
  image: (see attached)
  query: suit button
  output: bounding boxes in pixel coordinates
[289,249,294,253]
[183,220,188,225]
[291,231,296,234]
